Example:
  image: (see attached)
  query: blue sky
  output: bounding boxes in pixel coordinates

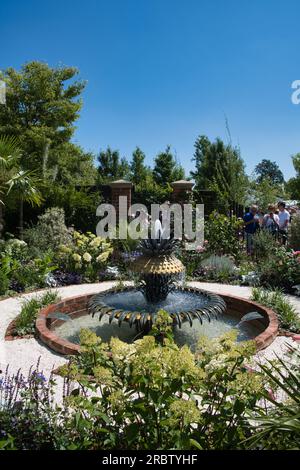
[1,0,300,179]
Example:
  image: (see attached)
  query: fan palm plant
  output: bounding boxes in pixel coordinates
[245,344,300,449]
[0,135,42,238]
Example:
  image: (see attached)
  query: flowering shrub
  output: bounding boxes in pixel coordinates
[23,207,71,256]
[57,314,263,450]
[57,231,113,282]
[257,246,300,292]
[251,287,300,332]
[193,254,238,282]
[0,238,56,295]
[0,363,64,450]
[289,213,300,251]
[205,211,244,261]
[1,313,299,450]
[14,290,60,337]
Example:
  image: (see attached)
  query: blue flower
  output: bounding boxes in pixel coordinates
[31,371,46,383]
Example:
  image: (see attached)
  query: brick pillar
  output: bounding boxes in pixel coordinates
[171,180,194,206]
[109,179,133,220]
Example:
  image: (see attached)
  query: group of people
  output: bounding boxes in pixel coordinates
[243,202,294,255]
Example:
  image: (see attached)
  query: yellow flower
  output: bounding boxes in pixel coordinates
[89,237,101,248]
[73,231,81,239]
[96,252,110,263]
[169,399,201,427]
[83,252,92,262]
[59,244,71,253]
[72,253,81,262]
[93,366,114,386]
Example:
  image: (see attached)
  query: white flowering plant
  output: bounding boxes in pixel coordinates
[0,237,56,294]
[57,231,113,281]
[58,311,268,450]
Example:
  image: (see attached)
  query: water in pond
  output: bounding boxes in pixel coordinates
[98,290,213,313]
[54,310,261,352]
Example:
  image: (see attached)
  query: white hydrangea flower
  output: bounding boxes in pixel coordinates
[83,252,92,262]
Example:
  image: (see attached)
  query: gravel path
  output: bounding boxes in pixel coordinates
[1,282,299,389]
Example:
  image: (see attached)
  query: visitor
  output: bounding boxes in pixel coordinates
[262,204,280,237]
[243,205,259,255]
[278,201,290,245]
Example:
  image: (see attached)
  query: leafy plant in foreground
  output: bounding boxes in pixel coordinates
[251,287,300,333]
[14,290,60,336]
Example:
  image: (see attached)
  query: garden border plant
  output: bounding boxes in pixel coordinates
[251,287,300,334]
[5,290,60,339]
[1,311,299,450]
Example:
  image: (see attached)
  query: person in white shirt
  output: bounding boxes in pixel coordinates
[262,204,279,236]
[277,201,290,245]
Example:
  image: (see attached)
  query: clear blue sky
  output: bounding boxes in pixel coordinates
[1,0,300,179]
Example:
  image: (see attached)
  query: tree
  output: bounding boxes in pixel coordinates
[0,135,42,238]
[285,177,300,200]
[153,146,185,186]
[285,153,300,200]
[0,61,85,173]
[97,147,130,182]
[254,159,284,185]
[247,178,281,212]
[191,135,247,208]
[47,142,97,186]
[130,147,148,185]
[292,153,300,174]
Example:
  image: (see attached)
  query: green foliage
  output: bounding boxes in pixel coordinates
[133,173,172,207]
[197,254,237,282]
[246,345,300,449]
[254,159,284,185]
[0,135,22,203]
[256,246,300,292]
[97,147,130,182]
[251,287,300,332]
[285,176,300,200]
[252,229,278,261]
[45,142,97,186]
[0,365,64,450]
[130,147,148,185]
[43,185,102,232]
[191,135,247,207]
[248,178,281,212]
[56,324,261,450]
[0,237,56,294]
[2,319,299,450]
[178,247,207,277]
[24,207,71,255]
[56,231,113,282]
[0,135,42,236]
[0,61,85,173]
[153,146,185,186]
[15,290,60,336]
[0,261,10,295]
[289,214,300,251]
[205,211,244,260]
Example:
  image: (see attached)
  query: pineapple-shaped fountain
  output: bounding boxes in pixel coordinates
[130,237,184,302]
[89,230,226,333]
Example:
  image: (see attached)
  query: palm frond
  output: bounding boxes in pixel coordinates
[0,135,22,170]
[7,169,43,206]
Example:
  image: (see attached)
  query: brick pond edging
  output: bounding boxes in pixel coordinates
[35,291,279,355]
[35,293,96,355]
